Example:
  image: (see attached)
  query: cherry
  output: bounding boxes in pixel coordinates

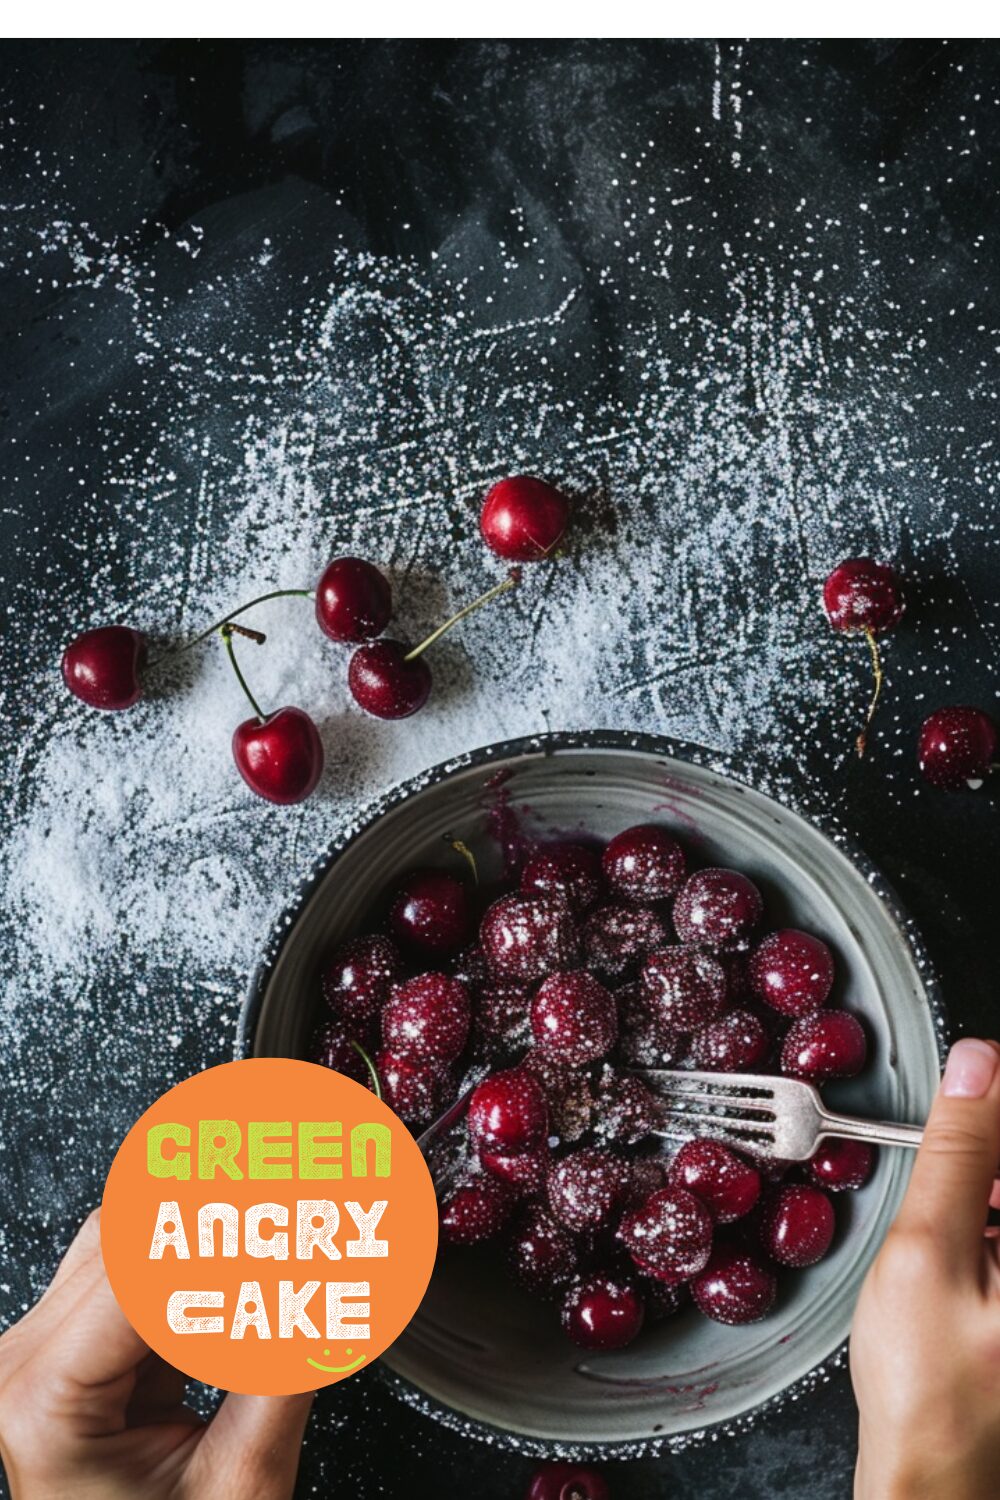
[480,1143,549,1196]
[467,1067,548,1155]
[531,970,617,1065]
[594,1070,660,1146]
[636,1272,688,1322]
[440,1175,514,1246]
[781,1009,867,1081]
[390,869,471,954]
[315,557,392,642]
[507,1203,581,1299]
[918,707,998,790]
[602,824,686,902]
[749,929,834,1018]
[641,947,727,1031]
[560,1272,645,1350]
[547,1147,627,1232]
[525,1462,610,1500]
[761,1184,835,1267]
[232,706,324,804]
[451,944,490,995]
[720,950,752,1003]
[582,902,668,980]
[616,984,685,1069]
[624,1156,668,1208]
[618,1187,713,1280]
[348,570,519,719]
[522,1050,597,1142]
[311,1021,371,1086]
[473,980,532,1053]
[822,557,904,755]
[61,625,147,710]
[480,475,570,562]
[691,1243,777,1324]
[807,1137,875,1191]
[321,935,402,1031]
[691,1009,770,1072]
[521,842,603,915]
[376,1049,450,1125]
[381,973,470,1065]
[480,893,579,982]
[672,868,763,949]
[668,1139,761,1224]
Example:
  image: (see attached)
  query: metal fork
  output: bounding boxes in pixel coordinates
[639,1068,925,1162]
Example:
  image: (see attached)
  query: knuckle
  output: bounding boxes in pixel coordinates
[920,1118,990,1160]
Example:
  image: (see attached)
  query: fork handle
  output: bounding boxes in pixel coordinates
[818,1109,924,1150]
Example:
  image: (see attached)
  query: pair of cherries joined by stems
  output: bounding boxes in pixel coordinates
[61,476,570,804]
[823,556,998,790]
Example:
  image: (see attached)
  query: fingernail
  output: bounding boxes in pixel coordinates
[942,1038,999,1098]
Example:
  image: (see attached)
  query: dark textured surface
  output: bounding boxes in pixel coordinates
[3,38,1000,1499]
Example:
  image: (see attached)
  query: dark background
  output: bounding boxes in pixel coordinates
[2,38,1000,1499]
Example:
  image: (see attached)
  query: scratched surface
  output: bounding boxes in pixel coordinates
[2,39,1000,1498]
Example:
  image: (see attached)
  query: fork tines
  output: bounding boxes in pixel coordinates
[649,1069,780,1155]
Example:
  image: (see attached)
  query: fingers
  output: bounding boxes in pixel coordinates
[895,1038,1000,1270]
[201,1392,314,1498]
[38,1208,102,1304]
[53,1249,149,1393]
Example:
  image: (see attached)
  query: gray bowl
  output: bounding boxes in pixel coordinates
[239,732,944,1457]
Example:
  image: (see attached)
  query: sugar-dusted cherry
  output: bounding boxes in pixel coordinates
[603,824,686,902]
[376,1049,450,1125]
[761,1184,836,1267]
[594,1069,660,1146]
[582,902,668,980]
[672,868,763,950]
[474,979,532,1054]
[807,1137,876,1192]
[61,625,147,711]
[547,1147,627,1232]
[822,557,904,756]
[691,1243,777,1324]
[381,973,470,1065]
[781,1009,867,1081]
[918,706,998,791]
[480,475,570,562]
[521,1049,597,1142]
[691,1009,770,1072]
[749,929,834,1018]
[531,970,617,1065]
[480,892,579,982]
[440,1175,514,1245]
[616,984,685,1069]
[668,1139,761,1224]
[618,1186,713,1280]
[467,1067,548,1155]
[507,1202,581,1299]
[521,842,603,915]
[480,1143,549,1196]
[641,946,727,1031]
[561,1272,645,1351]
[321,934,402,1031]
[390,869,471,954]
[315,556,392,642]
[311,1021,371,1086]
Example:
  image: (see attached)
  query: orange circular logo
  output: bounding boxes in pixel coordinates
[101,1058,438,1395]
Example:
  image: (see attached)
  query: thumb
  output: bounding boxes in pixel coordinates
[895,1037,1000,1269]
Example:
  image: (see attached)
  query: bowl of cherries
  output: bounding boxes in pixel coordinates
[241,731,943,1455]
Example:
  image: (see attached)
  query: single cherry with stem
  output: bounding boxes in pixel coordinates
[822,557,904,756]
[348,569,521,719]
[480,476,570,562]
[223,624,324,805]
[315,557,392,642]
[61,625,148,711]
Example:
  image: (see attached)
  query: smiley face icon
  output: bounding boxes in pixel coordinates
[305,1346,366,1375]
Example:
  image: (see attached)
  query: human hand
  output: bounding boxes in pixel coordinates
[0,1209,313,1500]
[852,1037,1000,1500]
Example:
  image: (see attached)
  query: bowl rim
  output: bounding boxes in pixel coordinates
[237,728,947,1459]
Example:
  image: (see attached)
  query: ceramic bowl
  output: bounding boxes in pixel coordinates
[239,732,944,1457]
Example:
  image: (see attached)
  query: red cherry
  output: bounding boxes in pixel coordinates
[440,1176,514,1245]
[581,902,668,980]
[315,557,392,642]
[231,706,324,804]
[918,707,998,790]
[691,1009,770,1072]
[781,1009,867,1081]
[480,893,579,982]
[480,1143,549,1196]
[473,979,532,1053]
[672,868,763,949]
[376,1049,450,1125]
[381,973,470,1065]
[507,1203,581,1299]
[521,1049,597,1142]
[531,970,617,1065]
[348,640,432,719]
[749,929,834,1018]
[602,824,686,902]
[547,1147,627,1232]
[61,625,147,710]
[310,1022,371,1086]
[618,1187,713,1280]
[807,1138,876,1191]
[691,1243,777,1324]
[480,475,570,562]
[668,1139,761,1224]
[520,842,603,915]
[390,870,471,954]
[525,1463,610,1500]
[616,984,685,1069]
[822,558,904,633]
[321,935,402,1031]
[594,1070,660,1146]
[468,1067,548,1155]
[561,1272,645,1350]
[641,947,727,1031]
[761,1184,835,1267]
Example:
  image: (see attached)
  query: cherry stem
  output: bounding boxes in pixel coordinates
[855,627,884,758]
[220,624,266,723]
[404,568,521,663]
[151,589,315,666]
[445,835,479,885]
[350,1039,382,1100]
